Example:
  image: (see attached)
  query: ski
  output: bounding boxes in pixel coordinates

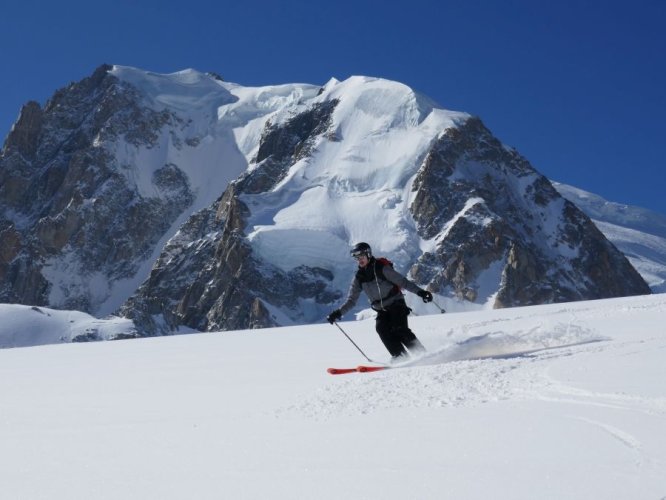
[327,365,389,375]
[327,367,358,375]
[357,365,388,373]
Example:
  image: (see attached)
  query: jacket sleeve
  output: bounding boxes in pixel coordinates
[338,277,362,316]
[381,265,423,295]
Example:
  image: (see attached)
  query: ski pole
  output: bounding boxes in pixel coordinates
[432,300,446,314]
[332,321,373,362]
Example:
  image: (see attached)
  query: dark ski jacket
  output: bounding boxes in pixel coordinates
[338,257,422,314]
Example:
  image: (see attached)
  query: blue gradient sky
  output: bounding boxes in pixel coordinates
[2,0,664,214]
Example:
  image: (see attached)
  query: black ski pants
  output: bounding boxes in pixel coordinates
[375,300,424,358]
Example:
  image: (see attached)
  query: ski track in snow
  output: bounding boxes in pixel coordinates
[1,294,665,499]
[279,332,666,424]
[573,416,646,467]
[539,370,666,415]
[275,314,666,483]
[282,357,542,419]
[277,340,586,419]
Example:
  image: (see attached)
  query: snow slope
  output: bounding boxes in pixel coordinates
[242,76,469,286]
[94,67,321,315]
[0,304,135,348]
[555,182,666,292]
[0,293,664,499]
[106,68,471,315]
[8,66,655,321]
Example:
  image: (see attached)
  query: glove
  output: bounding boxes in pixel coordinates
[327,309,342,324]
[417,290,433,303]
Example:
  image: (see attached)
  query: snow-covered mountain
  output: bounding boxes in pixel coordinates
[0,65,651,336]
[0,65,248,316]
[554,182,666,293]
[1,293,665,499]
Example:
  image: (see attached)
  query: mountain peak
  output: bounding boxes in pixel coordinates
[0,65,652,335]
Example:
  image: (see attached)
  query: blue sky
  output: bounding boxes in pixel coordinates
[2,0,664,214]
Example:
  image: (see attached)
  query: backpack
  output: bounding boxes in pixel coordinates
[375,257,401,295]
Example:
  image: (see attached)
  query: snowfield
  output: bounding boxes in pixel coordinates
[0,293,665,499]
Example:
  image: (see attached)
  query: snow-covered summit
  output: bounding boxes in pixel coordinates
[242,75,469,281]
[0,65,652,337]
[115,67,648,334]
[110,65,236,113]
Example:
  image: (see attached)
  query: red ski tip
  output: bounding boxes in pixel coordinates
[327,367,358,375]
[327,365,389,375]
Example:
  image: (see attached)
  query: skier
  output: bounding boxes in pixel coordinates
[327,242,433,361]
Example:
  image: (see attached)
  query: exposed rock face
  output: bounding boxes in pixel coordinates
[552,182,666,294]
[4,101,44,160]
[409,118,649,306]
[0,66,650,337]
[0,64,194,312]
[120,102,343,334]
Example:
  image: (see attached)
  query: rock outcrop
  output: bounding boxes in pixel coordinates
[0,66,650,337]
[0,65,194,312]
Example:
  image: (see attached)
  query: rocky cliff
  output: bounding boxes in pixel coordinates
[0,65,196,312]
[0,66,651,336]
[409,117,649,307]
